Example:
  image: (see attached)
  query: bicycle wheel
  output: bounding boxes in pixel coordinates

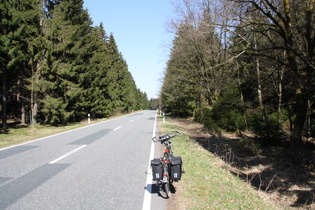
[164,182,171,198]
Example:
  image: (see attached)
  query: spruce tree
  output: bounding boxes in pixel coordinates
[0,0,146,127]
[106,34,125,114]
[41,0,93,124]
[86,23,112,117]
[0,0,41,128]
[0,1,10,129]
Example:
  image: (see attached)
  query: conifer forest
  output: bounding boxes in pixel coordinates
[1,0,315,166]
[0,0,149,128]
[160,0,315,166]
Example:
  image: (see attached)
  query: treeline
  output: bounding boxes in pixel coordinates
[161,0,315,161]
[0,0,149,128]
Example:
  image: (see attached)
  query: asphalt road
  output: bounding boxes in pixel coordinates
[0,110,164,210]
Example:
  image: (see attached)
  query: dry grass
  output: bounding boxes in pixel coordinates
[161,117,283,210]
[0,119,106,148]
[162,117,315,209]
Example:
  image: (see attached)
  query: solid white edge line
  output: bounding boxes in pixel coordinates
[49,145,87,164]
[142,111,157,210]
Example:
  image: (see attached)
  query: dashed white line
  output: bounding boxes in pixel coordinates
[113,126,122,131]
[129,120,134,122]
[49,145,87,164]
[0,112,138,152]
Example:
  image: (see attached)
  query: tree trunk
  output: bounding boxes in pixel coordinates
[253,33,266,122]
[282,0,307,150]
[21,102,26,124]
[17,78,26,125]
[21,84,26,125]
[32,95,38,127]
[291,87,308,149]
[277,65,284,127]
[256,56,264,118]
[31,66,39,128]
[306,100,311,140]
[237,64,248,130]
[30,3,44,128]
[2,70,7,129]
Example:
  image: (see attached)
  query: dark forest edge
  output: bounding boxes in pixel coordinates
[159,0,315,169]
[0,0,157,129]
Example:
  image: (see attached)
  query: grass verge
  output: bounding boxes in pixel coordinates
[0,118,107,148]
[159,116,282,209]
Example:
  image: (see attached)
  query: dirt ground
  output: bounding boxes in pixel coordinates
[168,118,315,209]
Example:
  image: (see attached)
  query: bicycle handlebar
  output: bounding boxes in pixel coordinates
[152,131,180,142]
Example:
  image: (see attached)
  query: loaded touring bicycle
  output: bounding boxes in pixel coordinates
[151,131,184,198]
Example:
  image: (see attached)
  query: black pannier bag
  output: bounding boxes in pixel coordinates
[170,156,182,181]
[151,158,162,181]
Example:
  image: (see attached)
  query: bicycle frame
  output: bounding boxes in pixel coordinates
[161,158,170,183]
[151,131,180,198]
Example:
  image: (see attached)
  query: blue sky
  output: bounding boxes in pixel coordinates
[83,0,174,99]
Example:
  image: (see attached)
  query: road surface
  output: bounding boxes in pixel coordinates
[0,110,165,210]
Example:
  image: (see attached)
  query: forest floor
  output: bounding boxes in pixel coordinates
[167,118,315,209]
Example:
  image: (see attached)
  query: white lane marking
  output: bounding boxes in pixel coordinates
[0,111,145,152]
[113,126,122,131]
[49,145,87,164]
[129,120,134,122]
[142,112,157,210]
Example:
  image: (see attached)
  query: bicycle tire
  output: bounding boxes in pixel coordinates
[164,182,171,198]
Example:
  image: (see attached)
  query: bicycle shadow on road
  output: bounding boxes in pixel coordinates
[145,183,176,199]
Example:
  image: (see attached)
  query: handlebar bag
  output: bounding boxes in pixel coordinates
[170,156,182,181]
[151,158,162,181]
